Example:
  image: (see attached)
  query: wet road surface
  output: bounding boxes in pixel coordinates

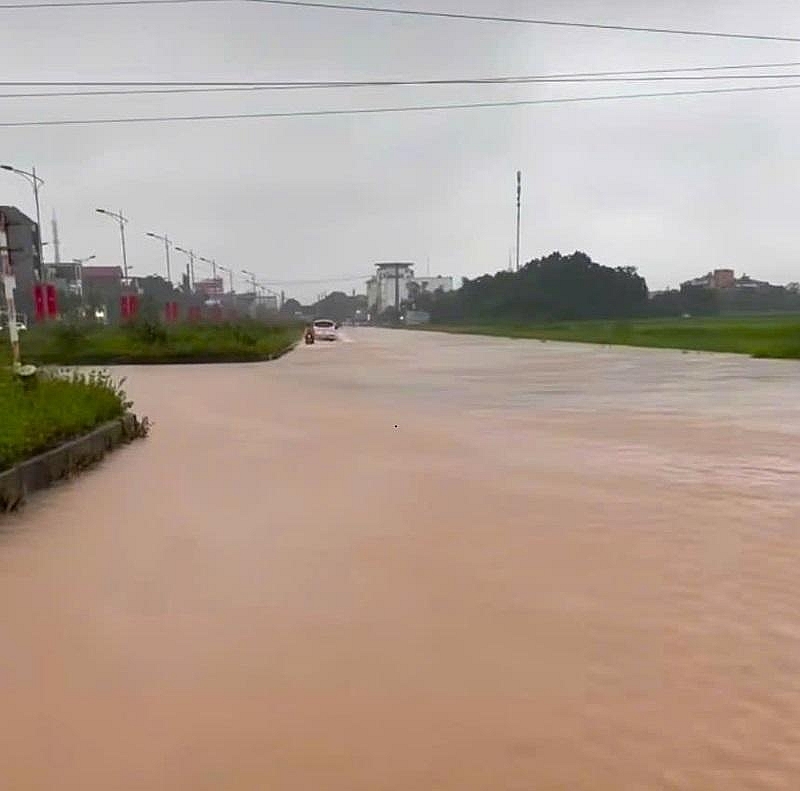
[1,328,799,789]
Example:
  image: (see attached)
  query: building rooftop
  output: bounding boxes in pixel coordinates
[0,205,36,228]
[82,265,122,279]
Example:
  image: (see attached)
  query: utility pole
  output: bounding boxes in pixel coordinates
[241,270,258,299]
[515,170,522,273]
[145,232,172,283]
[0,211,21,366]
[175,246,195,289]
[395,263,401,321]
[96,208,129,281]
[52,212,61,264]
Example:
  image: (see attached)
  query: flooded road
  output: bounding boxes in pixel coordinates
[2,328,799,789]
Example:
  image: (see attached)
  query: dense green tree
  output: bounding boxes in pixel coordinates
[432,251,648,323]
[311,291,367,322]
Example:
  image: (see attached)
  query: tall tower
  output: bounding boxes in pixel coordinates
[51,212,61,264]
[515,170,521,272]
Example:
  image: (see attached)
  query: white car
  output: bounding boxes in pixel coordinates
[312,319,338,341]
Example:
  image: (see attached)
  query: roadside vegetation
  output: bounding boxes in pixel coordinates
[3,320,301,366]
[387,250,800,359]
[423,315,800,359]
[0,369,131,471]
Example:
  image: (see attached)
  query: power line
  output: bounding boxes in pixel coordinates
[2,0,800,46]
[248,0,800,44]
[257,273,372,284]
[7,72,800,99]
[6,61,800,87]
[0,0,221,7]
[1,82,799,127]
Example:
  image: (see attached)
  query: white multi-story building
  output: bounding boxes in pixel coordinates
[411,276,453,295]
[366,263,453,314]
[366,263,415,314]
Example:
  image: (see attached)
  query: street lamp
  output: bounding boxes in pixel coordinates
[218,265,235,294]
[174,246,195,289]
[96,208,129,281]
[241,269,258,294]
[145,231,172,283]
[72,254,95,299]
[1,164,45,280]
[197,255,217,281]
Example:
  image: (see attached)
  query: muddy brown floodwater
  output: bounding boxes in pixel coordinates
[2,328,800,789]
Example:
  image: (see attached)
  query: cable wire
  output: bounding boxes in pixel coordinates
[1,0,800,45]
[6,60,800,86]
[1,82,798,127]
[248,0,800,44]
[7,72,800,99]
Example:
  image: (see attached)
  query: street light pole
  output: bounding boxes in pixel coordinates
[241,270,258,295]
[145,232,172,282]
[218,265,234,294]
[198,256,217,280]
[175,246,196,290]
[197,255,217,282]
[96,208,129,281]
[1,164,45,280]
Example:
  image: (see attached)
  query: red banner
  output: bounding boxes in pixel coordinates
[165,301,179,323]
[45,283,58,318]
[188,306,201,323]
[33,283,46,322]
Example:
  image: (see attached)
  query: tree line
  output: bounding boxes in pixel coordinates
[420,251,800,324]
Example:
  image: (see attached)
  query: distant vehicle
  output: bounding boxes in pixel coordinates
[312,319,337,341]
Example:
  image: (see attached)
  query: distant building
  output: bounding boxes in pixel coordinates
[0,206,42,324]
[195,277,224,299]
[681,269,773,291]
[367,262,415,314]
[413,275,454,294]
[49,263,81,295]
[366,263,454,315]
[734,274,772,290]
[256,294,279,313]
[82,265,124,322]
[233,291,278,317]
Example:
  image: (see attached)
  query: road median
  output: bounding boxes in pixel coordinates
[0,368,149,512]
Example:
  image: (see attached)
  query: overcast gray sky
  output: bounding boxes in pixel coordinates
[2,0,800,301]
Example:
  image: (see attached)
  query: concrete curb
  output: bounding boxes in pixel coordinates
[0,414,145,512]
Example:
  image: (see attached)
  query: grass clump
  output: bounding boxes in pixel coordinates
[424,314,800,359]
[0,368,129,471]
[2,320,301,366]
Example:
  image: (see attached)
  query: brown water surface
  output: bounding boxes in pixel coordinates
[2,328,799,789]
